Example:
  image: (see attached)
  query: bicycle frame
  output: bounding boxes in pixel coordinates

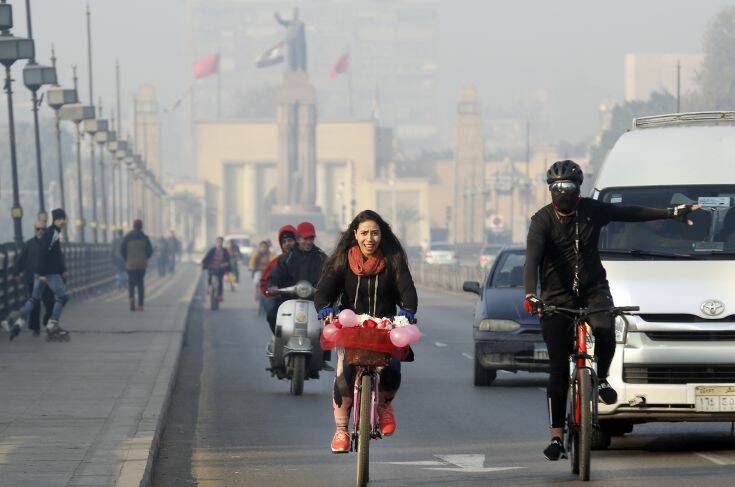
[570,319,599,430]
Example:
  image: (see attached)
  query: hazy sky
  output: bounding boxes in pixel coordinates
[6,0,735,161]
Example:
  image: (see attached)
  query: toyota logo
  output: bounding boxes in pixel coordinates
[701,299,725,317]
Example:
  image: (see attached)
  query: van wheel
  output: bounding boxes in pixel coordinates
[591,425,612,450]
[601,420,634,437]
[474,354,497,386]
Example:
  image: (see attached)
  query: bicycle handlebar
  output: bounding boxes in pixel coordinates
[542,305,640,317]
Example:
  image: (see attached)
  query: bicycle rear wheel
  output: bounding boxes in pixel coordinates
[356,373,372,487]
[577,368,593,481]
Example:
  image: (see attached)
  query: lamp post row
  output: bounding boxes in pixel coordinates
[0,0,165,246]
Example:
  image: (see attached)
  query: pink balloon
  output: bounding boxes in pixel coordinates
[322,324,340,342]
[405,325,422,344]
[389,327,411,348]
[338,309,358,328]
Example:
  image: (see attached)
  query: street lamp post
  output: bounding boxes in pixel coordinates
[0,1,35,246]
[59,99,94,242]
[109,139,128,231]
[22,0,56,222]
[83,117,107,242]
[46,79,77,241]
[94,121,113,242]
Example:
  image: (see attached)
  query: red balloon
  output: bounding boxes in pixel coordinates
[364,319,377,329]
[322,324,339,342]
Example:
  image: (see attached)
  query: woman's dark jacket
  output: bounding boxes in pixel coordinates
[314,256,418,318]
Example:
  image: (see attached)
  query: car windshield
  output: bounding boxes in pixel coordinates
[430,244,453,252]
[490,252,525,287]
[598,185,735,259]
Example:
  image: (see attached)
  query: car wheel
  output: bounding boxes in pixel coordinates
[591,424,612,450]
[474,353,497,386]
[600,420,634,437]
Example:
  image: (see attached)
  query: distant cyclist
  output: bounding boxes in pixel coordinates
[524,160,699,461]
[202,237,232,303]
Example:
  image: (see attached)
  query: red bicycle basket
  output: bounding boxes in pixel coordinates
[321,327,408,361]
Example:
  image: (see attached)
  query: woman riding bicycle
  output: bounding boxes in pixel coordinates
[315,210,417,453]
[524,160,699,461]
[202,237,232,302]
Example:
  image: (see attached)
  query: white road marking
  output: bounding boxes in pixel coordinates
[461,352,473,360]
[434,341,448,348]
[694,451,735,465]
[430,454,525,473]
[382,454,526,474]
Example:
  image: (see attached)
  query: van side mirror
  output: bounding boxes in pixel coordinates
[462,281,481,296]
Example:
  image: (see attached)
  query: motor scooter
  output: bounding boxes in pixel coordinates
[266,280,324,395]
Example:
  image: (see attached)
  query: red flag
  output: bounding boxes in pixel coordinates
[329,52,349,79]
[194,53,220,79]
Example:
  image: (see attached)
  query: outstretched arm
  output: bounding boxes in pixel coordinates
[274,12,289,27]
[603,201,699,225]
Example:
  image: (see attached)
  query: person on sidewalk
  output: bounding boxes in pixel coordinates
[167,230,181,273]
[110,229,127,289]
[121,219,153,312]
[156,237,170,277]
[13,220,57,336]
[8,209,71,340]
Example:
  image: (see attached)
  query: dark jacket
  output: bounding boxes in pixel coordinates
[38,224,66,276]
[201,247,232,271]
[267,245,326,290]
[314,256,418,318]
[16,237,43,285]
[121,229,153,271]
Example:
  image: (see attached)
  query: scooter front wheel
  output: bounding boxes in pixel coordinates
[290,355,305,395]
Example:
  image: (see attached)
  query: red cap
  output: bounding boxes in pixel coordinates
[297,221,316,239]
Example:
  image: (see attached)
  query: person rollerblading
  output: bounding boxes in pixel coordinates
[45,319,70,342]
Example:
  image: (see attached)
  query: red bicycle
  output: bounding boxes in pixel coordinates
[542,304,639,481]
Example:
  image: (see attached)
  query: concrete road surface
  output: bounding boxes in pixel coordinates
[152,280,735,486]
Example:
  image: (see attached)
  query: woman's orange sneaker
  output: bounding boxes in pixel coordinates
[331,428,351,453]
[378,403,396,436]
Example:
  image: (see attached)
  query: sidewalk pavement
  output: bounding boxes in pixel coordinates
[0,263,200,487]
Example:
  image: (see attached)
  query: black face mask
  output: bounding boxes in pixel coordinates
[550,184,580,213]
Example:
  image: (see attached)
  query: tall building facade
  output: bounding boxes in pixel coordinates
[624,53,703,102]
[452,85,485,245]
[185,0,438,144]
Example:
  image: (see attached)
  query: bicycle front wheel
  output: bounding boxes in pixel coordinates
[356,373,372,487]
[577,368,593,481]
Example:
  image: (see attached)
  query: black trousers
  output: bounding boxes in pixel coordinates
[541,289,615,428]
[127,269,146,306]
[26,281,54,331]
[334,357,402,407]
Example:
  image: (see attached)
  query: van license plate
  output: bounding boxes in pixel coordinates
[695,386,735,412]
[534,344,549,361]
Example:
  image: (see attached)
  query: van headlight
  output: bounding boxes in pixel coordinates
[614,315,628,343]
[479,319,520,332]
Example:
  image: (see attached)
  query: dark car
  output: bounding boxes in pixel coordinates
[462,247,546,386]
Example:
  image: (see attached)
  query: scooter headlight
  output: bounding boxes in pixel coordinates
[614,315,628,343]
[295,281,313,299]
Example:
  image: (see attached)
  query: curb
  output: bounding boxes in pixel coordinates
[129,271,203,487]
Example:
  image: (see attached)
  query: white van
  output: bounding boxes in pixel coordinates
[593,112,735,443]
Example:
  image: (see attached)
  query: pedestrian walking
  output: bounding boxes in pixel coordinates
[156,237,170,277]
[167,231,181,273]
[110,229,127,289]
[121,219,153,312]
[13,220,57,336]
[6,209,71,341]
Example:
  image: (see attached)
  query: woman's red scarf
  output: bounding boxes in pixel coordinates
[348,245,386,276]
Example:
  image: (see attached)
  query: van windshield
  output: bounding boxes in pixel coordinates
[598,185,735,259]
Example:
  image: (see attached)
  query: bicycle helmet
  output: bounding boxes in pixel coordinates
[546,160,583,185]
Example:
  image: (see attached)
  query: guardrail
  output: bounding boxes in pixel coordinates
[410,261,486,292]
[0,241,116,323]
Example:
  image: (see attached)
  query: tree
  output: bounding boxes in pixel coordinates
[588,91,676,175]
[698,6,735,109]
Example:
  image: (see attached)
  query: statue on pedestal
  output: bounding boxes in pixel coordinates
[275,8,307,73]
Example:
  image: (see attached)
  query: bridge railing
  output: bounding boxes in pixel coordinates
[410,261,485,293]
[0,242,116,323]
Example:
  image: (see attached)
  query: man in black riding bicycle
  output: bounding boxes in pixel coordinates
[202,237,232,303]
[524,160,699,461]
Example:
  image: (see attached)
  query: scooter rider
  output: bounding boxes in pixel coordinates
[260,225,297,332]
[524,160,699,461]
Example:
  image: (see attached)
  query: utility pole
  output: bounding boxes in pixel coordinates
[676,59,681,113]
